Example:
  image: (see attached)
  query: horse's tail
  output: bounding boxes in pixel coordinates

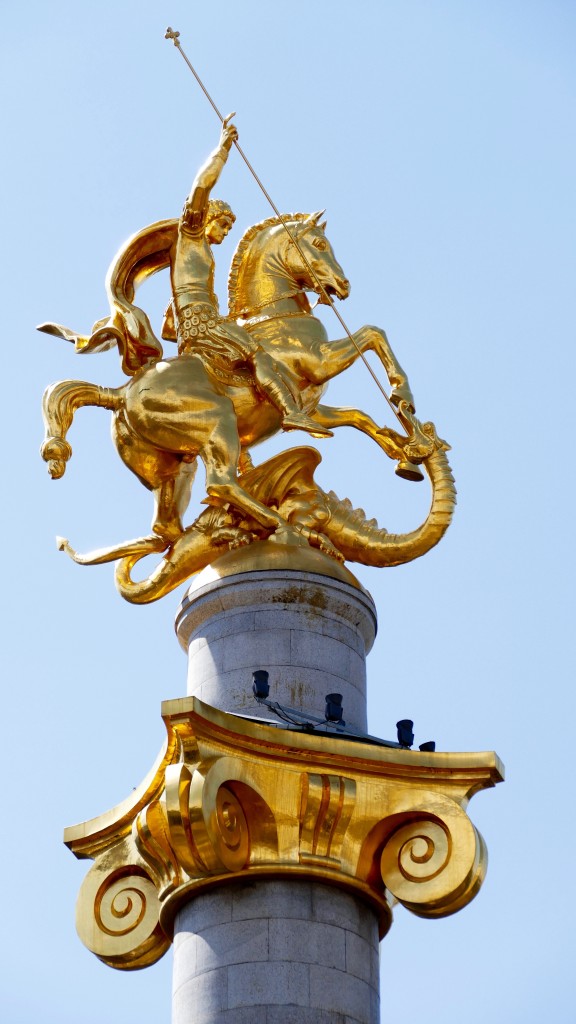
[41,379,123,479]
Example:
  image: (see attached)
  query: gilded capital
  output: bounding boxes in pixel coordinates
[65,698,503,970]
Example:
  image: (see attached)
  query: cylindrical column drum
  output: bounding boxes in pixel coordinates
[172,880,380,1024]
[175,565,377,732]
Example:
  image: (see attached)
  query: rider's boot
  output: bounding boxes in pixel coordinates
[252,351,333,439]
[281,407,334,439]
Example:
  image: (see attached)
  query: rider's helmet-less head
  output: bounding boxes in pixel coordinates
[206,199,235,231]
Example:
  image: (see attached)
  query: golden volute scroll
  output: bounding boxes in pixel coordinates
[40,117,455,602]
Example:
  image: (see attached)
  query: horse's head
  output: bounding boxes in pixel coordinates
[228,212,350,316]
[284,211,350,303]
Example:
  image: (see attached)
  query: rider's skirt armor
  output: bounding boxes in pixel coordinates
[175,302,259,370]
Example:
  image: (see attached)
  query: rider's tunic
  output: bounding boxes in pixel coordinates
[170,188,258,371]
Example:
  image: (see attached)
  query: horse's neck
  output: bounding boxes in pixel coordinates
[248,292,312,321]
[233,243,299,316]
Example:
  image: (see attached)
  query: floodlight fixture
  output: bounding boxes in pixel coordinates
[248,674,437,753]
[325,693,345,724]
[252,669,270,699]
[396,719,414,748]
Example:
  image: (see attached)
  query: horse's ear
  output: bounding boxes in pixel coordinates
[305,210,326,226]
[319,220,327,232]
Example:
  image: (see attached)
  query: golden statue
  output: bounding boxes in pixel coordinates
[40,118,455,602]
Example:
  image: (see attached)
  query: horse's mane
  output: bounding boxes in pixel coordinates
[227,213,311,315]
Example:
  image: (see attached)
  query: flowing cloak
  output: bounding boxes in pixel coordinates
[38,220,179,376]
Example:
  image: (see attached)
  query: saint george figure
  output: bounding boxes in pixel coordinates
[167,118,331,438]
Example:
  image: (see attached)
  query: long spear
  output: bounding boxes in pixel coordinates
[165,27,408,430]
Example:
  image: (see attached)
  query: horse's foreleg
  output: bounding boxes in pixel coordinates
[313,328,414,410]
[314,404,409,462]
[355,326,414,410]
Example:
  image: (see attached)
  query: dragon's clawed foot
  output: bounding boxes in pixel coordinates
[290,523,345,563]
[212,525,258,550]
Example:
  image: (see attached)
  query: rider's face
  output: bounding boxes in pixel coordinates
[206,216,233,244]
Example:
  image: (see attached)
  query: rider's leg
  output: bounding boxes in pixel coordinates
[252,350,333,439]
[215,319,332,438]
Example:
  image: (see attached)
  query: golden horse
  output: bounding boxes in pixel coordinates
[41,212,455,599]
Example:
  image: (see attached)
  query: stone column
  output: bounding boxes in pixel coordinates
[172,881,380,1023]
[175,564,377,731]
[172,557,379,1023]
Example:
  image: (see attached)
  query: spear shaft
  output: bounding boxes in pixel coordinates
[165,27,404,425]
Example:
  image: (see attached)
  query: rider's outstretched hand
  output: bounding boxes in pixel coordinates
[220,114,238,152]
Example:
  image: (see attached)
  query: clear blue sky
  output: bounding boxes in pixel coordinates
[2,2,575,1021]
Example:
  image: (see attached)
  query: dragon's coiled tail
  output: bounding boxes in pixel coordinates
[56,528,222,604]
[322,446,456,567]
[41,380,123,479]
[114,522,228,604]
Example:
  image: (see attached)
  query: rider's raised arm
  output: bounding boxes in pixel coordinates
[181,119,238,232]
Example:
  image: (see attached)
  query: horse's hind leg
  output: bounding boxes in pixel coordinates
[201,409,287,532]
[153,461,197,541]
[113,412,195,540]
[41,380,121,478]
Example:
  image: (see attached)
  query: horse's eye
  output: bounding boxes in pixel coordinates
[312,237,327,251]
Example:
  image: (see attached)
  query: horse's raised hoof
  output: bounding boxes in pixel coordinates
[395,460,425,482]
[201,489,230,509]
[41,436,72,478]
[282,413,333,439]
[390,388,415,414]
